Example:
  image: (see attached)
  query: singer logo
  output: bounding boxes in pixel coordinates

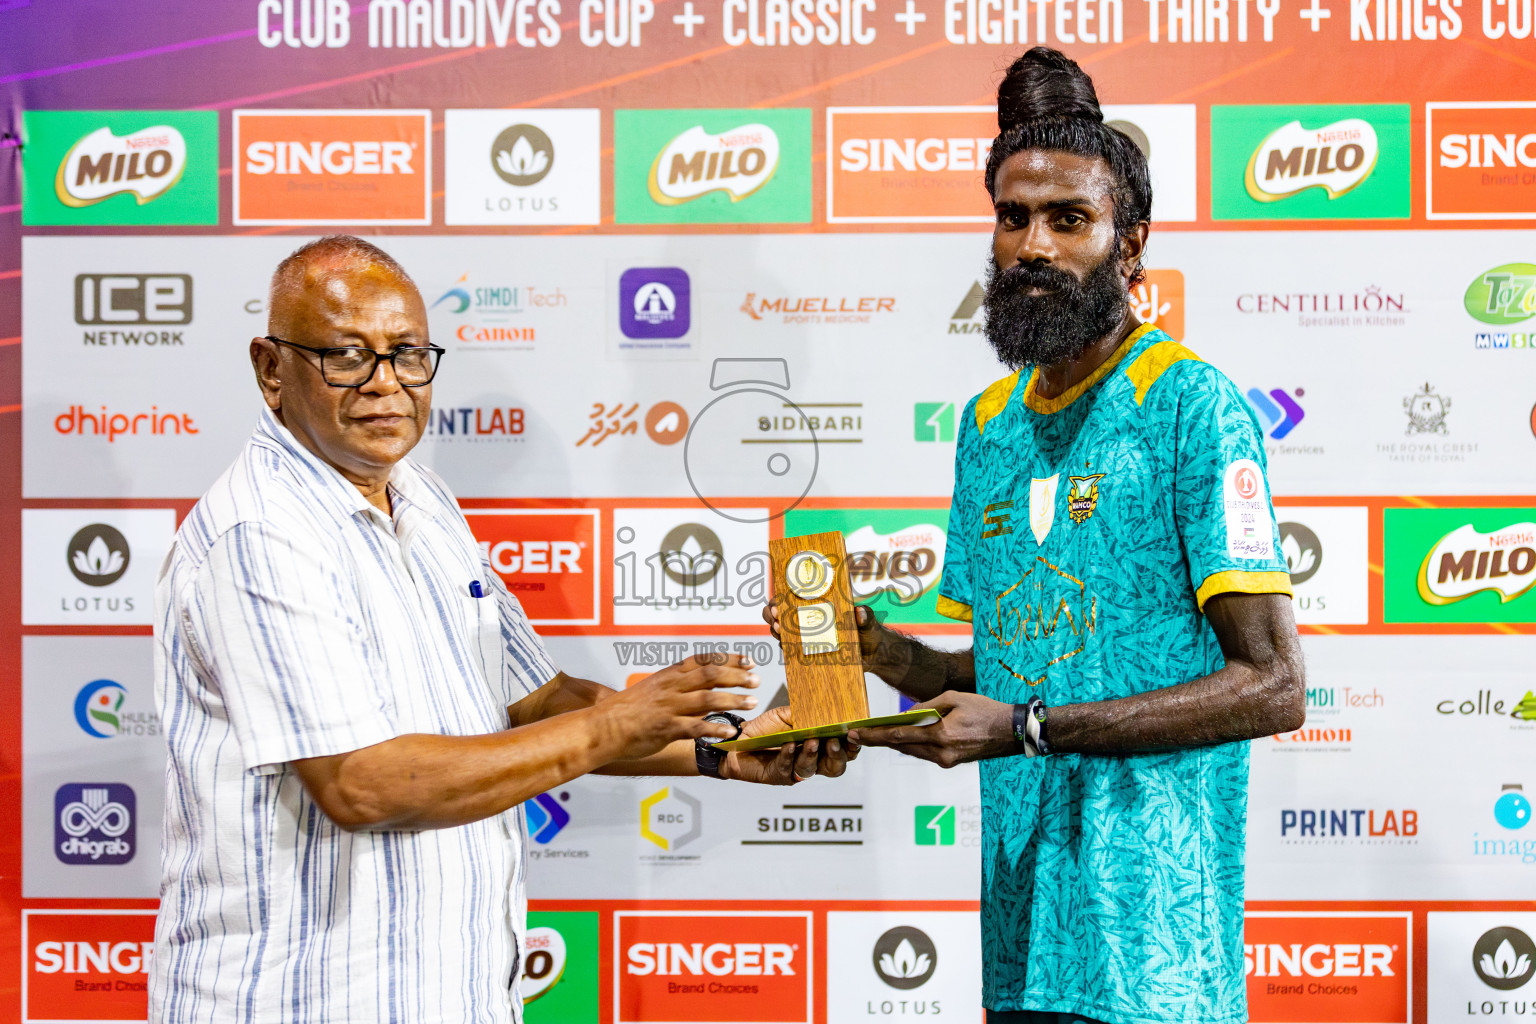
[233,109,432,225]
[827,106,996,223]
[464,509,598,625]
[23,910,158,1022]
[1244,912,1410,1023]
[1428,103,1536,219]
[616,912,812,1024]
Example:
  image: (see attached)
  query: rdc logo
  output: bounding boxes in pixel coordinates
[54,783,135,865]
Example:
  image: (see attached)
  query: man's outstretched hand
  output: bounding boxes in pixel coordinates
[721,705,861,785]
[850,691,1015,768]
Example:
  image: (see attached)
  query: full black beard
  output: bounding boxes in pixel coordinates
[982,250,1129,371]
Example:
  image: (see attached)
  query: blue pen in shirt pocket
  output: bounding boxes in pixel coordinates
[469,580,485,598]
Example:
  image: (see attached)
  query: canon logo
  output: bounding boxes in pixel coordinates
[1245,942,1394,978]
[479,540,582,574]
[626,942,795,977]
[34,940,154,976]
[244,140,415,175]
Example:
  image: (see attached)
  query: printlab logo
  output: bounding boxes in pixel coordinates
[914,402,956,442]
[1279,521,1323,585]
[525,791,571,844]
[491,123,554,186]
[54,784,135,865]
[872,927,937,990]
[640,786,701,851]
[1404,383,1451,435]
[66,525,130,587]
[1473,927,1535,990]
[575,400,689,446]
[619,267,691,340]
[914,805,955,846]
[1246,387,1306,439]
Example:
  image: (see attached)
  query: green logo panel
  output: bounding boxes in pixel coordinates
[23,110,219,226]
[614,108,811,224]
[783,507,950,625]
[523,910,599,1023]
[1465,263,1536,325]
[914,805,956,845]
[1384,507,1536,623]
[1210,104,1410,221]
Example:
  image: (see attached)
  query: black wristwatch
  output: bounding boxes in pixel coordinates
[695,712,746,779]
[1013,699,1051,758]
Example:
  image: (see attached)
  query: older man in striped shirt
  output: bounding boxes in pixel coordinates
[149,236,842,1024]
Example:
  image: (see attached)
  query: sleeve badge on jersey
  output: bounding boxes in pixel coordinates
[1223,459,1274,560]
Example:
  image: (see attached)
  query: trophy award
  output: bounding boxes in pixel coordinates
[713,530,941,753]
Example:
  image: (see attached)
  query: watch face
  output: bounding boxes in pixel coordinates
[785,550,833,599]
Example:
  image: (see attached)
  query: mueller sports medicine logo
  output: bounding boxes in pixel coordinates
[233,109,431,225]
[1245,118,1379,202]
[54,784,135,865]
[648,123,779,205]
[55,125,187,208]
[1416,522,1536,606]
[1429,102,1536,219]
[617,912,811,1024]
[740,292,895,325]
[1243,913,1409,1024]
[23,910,159,1023]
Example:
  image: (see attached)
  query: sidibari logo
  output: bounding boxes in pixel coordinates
[1245,118,1378,202]
[1416,522,1536,605]
[872,927,937,990]
[55,125,187,208]
[648,123,779,205]
[1465,263,1536,325]
[67,524,129,587]
[1473,927,1535,990]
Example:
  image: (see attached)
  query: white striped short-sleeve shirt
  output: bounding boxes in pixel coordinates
[150,409,559,1024]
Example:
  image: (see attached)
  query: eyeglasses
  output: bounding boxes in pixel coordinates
[265,336,445,388]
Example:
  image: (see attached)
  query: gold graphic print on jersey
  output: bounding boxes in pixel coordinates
[983,556,1098,685]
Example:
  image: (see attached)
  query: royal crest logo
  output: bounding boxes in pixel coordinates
[1067,474,1104,524]
[1404,382,1451,436]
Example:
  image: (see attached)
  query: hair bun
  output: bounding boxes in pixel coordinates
[997,47,1103,131]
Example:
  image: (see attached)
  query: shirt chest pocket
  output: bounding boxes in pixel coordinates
[466,591,505,703]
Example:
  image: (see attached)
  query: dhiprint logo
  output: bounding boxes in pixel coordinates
[1279,521,1324,585]
[1404,383,1451,435]
[872,927,937,989]
[913,805,955,845]
[914,402,956,442]
[1246,387,1306,439]
[619,267,691,341]
[67,525,129,587]
[648,123,780,205]
[491,123,554,186]
[73,680,128,738]
[525,791,571,844]
[639,786,701,852]
[1473,927,1536,990]
[54,784,135,865]
[1494,784,1531,831]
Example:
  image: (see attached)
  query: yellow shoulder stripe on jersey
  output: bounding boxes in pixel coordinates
[973,371,1022,435]
[1022,321,1156,415]
[1125,339,1203,406]
[1195,570,1294,612]
[936,595,974,622]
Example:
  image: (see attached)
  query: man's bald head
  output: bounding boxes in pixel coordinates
[267,235,418,339]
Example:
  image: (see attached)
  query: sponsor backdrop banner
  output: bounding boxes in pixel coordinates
[3,4,1535,1022]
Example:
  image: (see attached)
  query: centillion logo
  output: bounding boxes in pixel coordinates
[648,124,779,205]
[1245,118,1378,202]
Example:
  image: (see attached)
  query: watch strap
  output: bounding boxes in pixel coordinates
[695,712,745,779]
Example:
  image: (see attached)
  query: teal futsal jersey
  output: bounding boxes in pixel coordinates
[937,323,1293,1024]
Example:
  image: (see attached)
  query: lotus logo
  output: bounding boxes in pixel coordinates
[1278,522,1323,585]
[1417,522,1536,605]
[658,523,724,587]
[1245,118,1378,202]
[1465,263,1536,325]
[872,927,937,989]
[490,124,554,187]
[66,524,130,587]
[55,125,188,207]
[1473,927,1535,991]
[648,124,780,205]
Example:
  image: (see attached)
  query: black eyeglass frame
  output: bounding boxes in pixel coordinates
[264,335,446,388]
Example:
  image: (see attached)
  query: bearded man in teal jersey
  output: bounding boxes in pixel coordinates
[768,48,1306,1024]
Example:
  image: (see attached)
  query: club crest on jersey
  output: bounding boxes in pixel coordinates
[1067,474,1105,524]
[1029,475,1059,545]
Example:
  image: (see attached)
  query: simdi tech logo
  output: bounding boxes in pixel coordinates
[233,109,432,225]
[23,909,159,1023]
[22,110,218,226]
[1211,104,1410,220]
[1384,507,1536,623]
[614,109,811,224]
[1428,102,1536,220]
[1243,912,1410,1024]
[615,911,811,1024]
